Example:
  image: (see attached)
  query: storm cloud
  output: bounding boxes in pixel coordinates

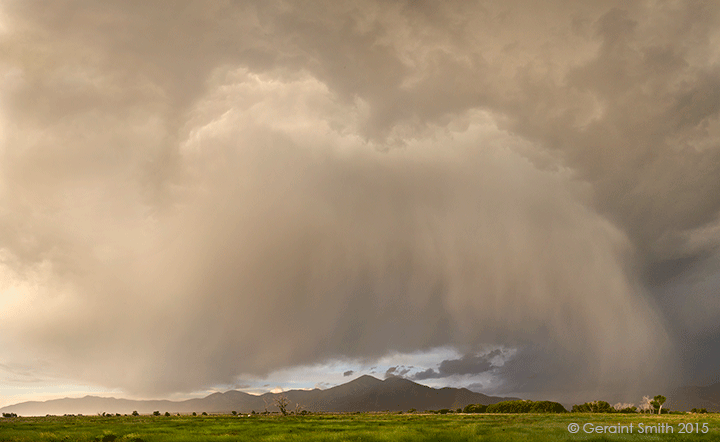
[413,350,502,380]
[1,1,718,403]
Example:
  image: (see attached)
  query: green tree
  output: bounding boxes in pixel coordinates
[572,401,613,413]
[651,395,667,414]
[463,404,488,413]
[489,400,566,413]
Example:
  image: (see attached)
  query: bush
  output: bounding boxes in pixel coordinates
[131,411,139,416]
[231,411,237,415]
[164,412,170,416]
[529,401,568,413]
[691,408,708,414]
[487,400,567,413]
[2,412,18,418]
[201,412,208,416]
[152,411,160,416]
[572,401,614,413]
[192,412,197,416]
[463,404,488,413]
[438,409,450,414]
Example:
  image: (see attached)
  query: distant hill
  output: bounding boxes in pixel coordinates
[0,375,517,416]
[669,382,720,412]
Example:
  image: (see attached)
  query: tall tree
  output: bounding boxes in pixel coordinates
[639,396,653,413]
[275,393,290,416]
[651,395,667,415]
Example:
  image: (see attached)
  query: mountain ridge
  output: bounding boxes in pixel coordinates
[0,376,517,416]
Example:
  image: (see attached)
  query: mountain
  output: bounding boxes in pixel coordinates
[306,375,513,412]
[669,383,720,412]
[0,376,517,416]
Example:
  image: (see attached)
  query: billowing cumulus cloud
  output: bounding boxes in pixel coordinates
[0,0,718,404]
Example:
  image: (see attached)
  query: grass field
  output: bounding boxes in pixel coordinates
[1,413,718,441]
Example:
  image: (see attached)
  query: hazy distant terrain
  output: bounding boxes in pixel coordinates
[670,383,720,412]
[0,376,517,416]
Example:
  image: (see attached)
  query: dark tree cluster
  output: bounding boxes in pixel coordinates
[486,400,567,413]
[462,404,488,413]
[572,401,614,413]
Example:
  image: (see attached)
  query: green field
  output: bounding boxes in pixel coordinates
[1,413,718,442]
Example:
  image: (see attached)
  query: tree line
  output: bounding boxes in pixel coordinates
[572,395,668,414]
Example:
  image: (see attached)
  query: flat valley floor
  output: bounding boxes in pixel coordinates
[1,412,719,441]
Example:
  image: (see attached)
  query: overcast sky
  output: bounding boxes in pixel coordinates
[1,0,719,408]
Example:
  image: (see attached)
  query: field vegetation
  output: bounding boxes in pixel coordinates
[1,412,719,441]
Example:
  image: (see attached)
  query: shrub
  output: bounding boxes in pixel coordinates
[231,411,237,415]
[152,411,160,416]
[487,400,567,413]
[463,404,488,413]
[572,401,614,413]
[192,412,197,416]
[691,408,708,414]
[2,412,18,418]
[438,409,450,414]
[164,412,170,417]
[131,411,139,416]
[407,408,416,413]
[201,411,208,416]
[529,401,568,413]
